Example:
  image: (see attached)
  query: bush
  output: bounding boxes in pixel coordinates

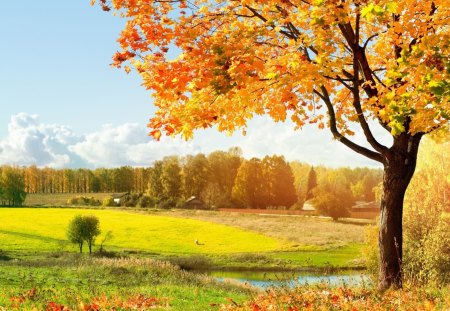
[67,196,101,206]
[311,183,354,220]
[102,197,116,207]
[363,209,450,285]
[137,195,155,208]
[403,206,450,285]
[120,193,142,207]
[66,215,101,254]
[362,223,380,282]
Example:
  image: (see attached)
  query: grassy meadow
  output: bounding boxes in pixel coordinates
[0,207,367,270]
[1,206,449,310]
[0,256,252,310]
[0,208,284,256]
[0,206,368,310]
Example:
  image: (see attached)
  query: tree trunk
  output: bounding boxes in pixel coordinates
[378,133,422,290]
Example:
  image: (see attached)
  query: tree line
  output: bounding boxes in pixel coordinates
[1,147,382,209]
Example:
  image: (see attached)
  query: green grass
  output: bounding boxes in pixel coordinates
[0,208,366,269]
[0,207,370,309]
[0,208,285,256]
[24,193,113,206]
[0,256,252,310]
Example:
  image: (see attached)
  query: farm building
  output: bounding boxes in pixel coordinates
[185,196,206,209]
[111,192,130,205]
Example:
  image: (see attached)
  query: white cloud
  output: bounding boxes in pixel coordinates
[205,117,390,168]
[0,113,78,167]
[0,113,391,168]
[69,123,199,167]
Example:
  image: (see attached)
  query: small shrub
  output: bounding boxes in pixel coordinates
[67,215,101,254]
[311,182,354,220]
[362,223,380,283]
[363,207,450,286]
[168,255,212,270]
[403,209,450,285]
[120,193,142,207]
[137,195,155,208]
[175,198,186,209]
[67,196,101,206]
[102,197,116,207]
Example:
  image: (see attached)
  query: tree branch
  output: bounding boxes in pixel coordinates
[314,86,383,163]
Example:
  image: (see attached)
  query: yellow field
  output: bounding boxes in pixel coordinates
[0,208,286,254]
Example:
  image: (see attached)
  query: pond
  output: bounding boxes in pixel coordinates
[207,270,370,288]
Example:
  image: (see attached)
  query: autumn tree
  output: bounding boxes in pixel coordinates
[305,166,318,201]
[94,0,450,289]
[312,181,355,220]
[0,166,26,206]
[147,160,164,201]
[160,156,182,204]
[403,135,450,284]
[262,155,297,208]
[351,170,382,201]
[232,158,265,208]
[289,161,312,207]
[182,153,210,199]
[206,148,243,207]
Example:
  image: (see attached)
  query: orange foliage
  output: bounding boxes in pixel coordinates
[219,286,450,311]
[91,0,449,141]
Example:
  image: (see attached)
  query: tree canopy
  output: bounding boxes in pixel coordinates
[94,0,448,146]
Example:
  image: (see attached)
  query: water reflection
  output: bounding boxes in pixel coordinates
[209,270,370,288]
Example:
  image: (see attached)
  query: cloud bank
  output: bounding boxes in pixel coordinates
[0,113,388,168]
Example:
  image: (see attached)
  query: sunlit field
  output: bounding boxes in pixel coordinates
[24,193,112,207]
[0,208,284,255]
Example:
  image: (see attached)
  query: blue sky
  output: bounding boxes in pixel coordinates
[0,1,389,168]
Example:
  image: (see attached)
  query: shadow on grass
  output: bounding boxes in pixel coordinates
[0,229,66,243]
[0,250,12,261]
[336,219,375,226]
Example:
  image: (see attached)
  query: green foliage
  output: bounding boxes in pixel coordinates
[232,156,297,209]
[0,166,26,206]
[262,155,297,208]
[0,257,251,310]
[182,154,209,199]
[312,182,354,220]
[82,215,101,254]
[232,158,265,208]
[202,182,230,209]
[67,196,101,206]
[147,160,164,201]
[137,195,155,208]
[67,215,85,253]
[160,156,182,200]
[66,215,101,254]
[351,171,382,201]
[206,148,242,208]
[102,196,116,207]
[120,193,142,207]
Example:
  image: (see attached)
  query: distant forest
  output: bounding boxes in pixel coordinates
[1,147,382,209]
